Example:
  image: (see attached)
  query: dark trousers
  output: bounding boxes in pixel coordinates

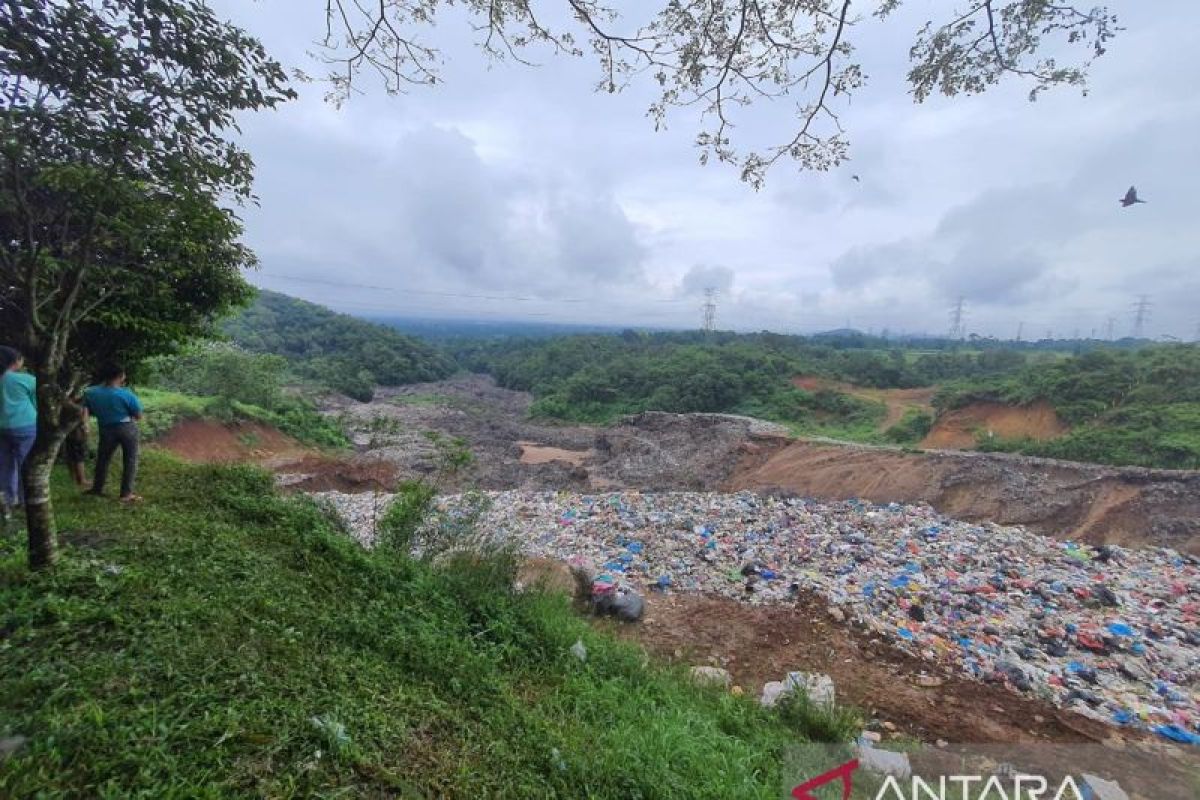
[93,422,139,497]
[0,426,37,505]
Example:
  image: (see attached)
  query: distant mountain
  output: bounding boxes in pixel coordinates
[224,290,456,400]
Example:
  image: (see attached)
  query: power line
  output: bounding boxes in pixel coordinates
[948,296,966,340]
[1132,295,1152,339]
[701,287,717,333]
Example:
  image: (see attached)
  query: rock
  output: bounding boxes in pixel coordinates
[1080,774,1129,800]
[881,721,897,732]
[786,671,835,710]
[856,742,911,778]
[569,639,588,663]
[760,680,791,708]
[828,606,846,623]
[859,731,882,743]
[916,675,944,688]
[690,666,732,689]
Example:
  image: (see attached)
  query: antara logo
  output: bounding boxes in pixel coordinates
[791,759,859,800]
[791,762,1090,800]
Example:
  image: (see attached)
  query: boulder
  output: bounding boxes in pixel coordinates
[690,666,733,689]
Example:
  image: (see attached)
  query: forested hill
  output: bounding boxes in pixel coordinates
[223,290,455,400]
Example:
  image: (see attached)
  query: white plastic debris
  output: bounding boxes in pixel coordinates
[570,639,588,663]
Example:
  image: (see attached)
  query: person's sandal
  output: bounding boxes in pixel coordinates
[119,494,143,504]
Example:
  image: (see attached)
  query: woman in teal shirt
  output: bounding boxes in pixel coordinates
[0,346,37,520]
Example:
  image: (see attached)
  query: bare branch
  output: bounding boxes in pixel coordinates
[316,1,1121,184]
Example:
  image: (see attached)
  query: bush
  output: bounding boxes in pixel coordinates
[884,409,934,443]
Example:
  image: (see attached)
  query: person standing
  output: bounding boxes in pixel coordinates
[84,364,143,503]
[63,393,90,489]
[0,346,37,522]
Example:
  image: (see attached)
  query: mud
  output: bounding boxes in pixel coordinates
[314,375,790,493]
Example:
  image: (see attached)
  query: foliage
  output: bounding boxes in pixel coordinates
[145,343,288,411]
[317,1,1116,186]
[453,331,1025,436]
[0,455,856,797]
[136,388,348,450]
[0,0,291,567]
[883,409,934,444]
[142,345,349,448]
[224,290,456,401]
[939,345,1200,469]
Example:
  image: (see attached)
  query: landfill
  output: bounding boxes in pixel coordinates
[427,489,1200,741]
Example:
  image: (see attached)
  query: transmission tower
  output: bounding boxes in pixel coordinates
[1105,317,1117,341]
[1132,295,1152,339]
[1194,321,1200,344]
[948,296,966,340]
[1015,321,1024,342]
[701,287,717,333]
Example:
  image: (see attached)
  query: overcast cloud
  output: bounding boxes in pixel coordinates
[213,1,1200,339]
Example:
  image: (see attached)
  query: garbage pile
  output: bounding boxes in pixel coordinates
[443,490,1200,740]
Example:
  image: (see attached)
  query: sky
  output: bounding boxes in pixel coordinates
[211,1,1200,340]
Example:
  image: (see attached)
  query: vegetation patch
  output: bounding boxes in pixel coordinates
[0,456,859,798]
[224,290,456,401]
[938,346,1200,469]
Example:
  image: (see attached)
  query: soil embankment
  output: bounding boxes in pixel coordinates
[921,400,1068,449]
[156,419,308,468]
[730,440,1200,554]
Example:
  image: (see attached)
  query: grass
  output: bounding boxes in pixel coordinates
[0,453,859,798]
[138,388,348,450]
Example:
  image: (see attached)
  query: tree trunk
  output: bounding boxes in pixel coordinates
[23,371,69,571]
[22,443,59,571]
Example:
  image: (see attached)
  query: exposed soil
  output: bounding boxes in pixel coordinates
[729,440,1200,554]
[610,592,1197,794]
[156,419,310,468]
[922,400,1069,449]
[517,442,590,466]
[612,591,1124,745]
[793,376,937,431]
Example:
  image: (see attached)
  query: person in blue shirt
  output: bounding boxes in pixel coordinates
[83,363,144,502]
[0,346,37,521]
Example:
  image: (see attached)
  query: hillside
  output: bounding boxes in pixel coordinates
[0,454,854,798]
[224,290,456,400]
[935,345,1200,469]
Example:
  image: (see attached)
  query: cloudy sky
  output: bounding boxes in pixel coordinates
[212,1,1199,340]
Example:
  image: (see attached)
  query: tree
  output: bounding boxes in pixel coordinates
[1,0,293,569]
[318,1,1119,186]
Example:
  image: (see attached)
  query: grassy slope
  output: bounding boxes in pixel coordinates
[0,454,852,798]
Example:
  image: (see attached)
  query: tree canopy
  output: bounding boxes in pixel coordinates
[0,0,293,568]
[318,1,1119,185]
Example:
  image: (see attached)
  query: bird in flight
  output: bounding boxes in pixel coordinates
[851,175,861,183]
[1120,186,1146,207]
